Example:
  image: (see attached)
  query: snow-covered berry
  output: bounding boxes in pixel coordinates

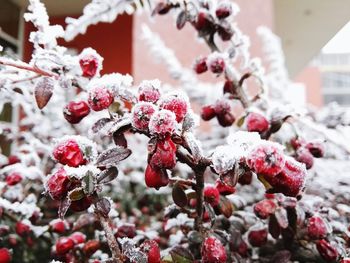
[201,105,216,121]
[79,48,102,78]
[145,165,169,189]
[15,221,31,237]
[290,137,306,150]
[217,23,234,41]
[63,101,90,124]
[55,237,75,255]
[0,248,11,263]
[248,228,268,247]
[295,147,314,169]
[194,57,208,74]
[149,109,176,137]
[5,172,22,186]
[254,199,276,219]
[194,12,214,32]
[246,112,269,133]
[207,54,225,74]
[201,236,227,263]
[138,81,161,103]
[160,93,188,123]
[140,240,161,263]
[53,139,86,167]
[306,141,325,158]
[247,143,286,177]
[131,102,156,131]
[46,168,70,200]
[49,219,68,234]
[307,216,327,240]
[7,155,20,165]
[88,86,114,111]
[214,99,235,127]
[150,137,177,170]
[316,239,338,262]
[70,232,86,244]
[215,179,236,195]
[215,2,232,19]
[204,185,220,206]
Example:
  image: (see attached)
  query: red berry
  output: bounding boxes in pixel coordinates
[316,239,338,262]
[145,165,169,189]
[53,139,85,167]
[15,221,31,237]
[214,99,235,127]
[46,168,70,200]
[254,199,276,219]
[79,50,100,78]
[0,248,11,263]
[88,86,114,111]
[215,2,232,19]
[341,258,350,263]
[306,141,325,158]
[0,225,10,236]
[140,240,161,263]
[208,57,225,74]
[307,216,327,240]
[247,143,285,177]
[150,137,176,169]
[70,197,92,212]
[194,57,208,74]
[160,93,188,122]
[201,237,227,263]
[217,23,234,41]
[7,155,20,165]
[115,224,136,239]
[217,112,235,127]
[223,80,235,95]
[295,147,314,169]
[63,101,90,124]
[70,232,86,244]
[83,240,100,256]
[56,237,75,255]
[215,179,235,195]
[138,82,161,103]
[238,171,253,185]
[131,102,156,131]
[149,110,176,137]
[290,137,305,150]
[246,112,269,133]
[194,12,214,32]
[49,219,68,234]
[5,172,22,186]
[201,105,216,121]
[264,157,307,197]
[248,228,268,247]
[204,185,220,206]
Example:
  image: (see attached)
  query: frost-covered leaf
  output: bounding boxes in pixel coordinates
[120,238,147,263]
[34,77,54,109]
[68,187,85,201]
[97,167,118,184]
[172,182,188,208]
[95,197,111,217]
[183,132,202,163]
[170,246,194,263]
[91,118,111,133]
[176,11,187,30]
[217,195,233,218]
[108,116,132,135]
[82,171,95,195]
[96,147,132,168]
[275,207,288,229]
[58,197,71,219]
[269,215,281,239]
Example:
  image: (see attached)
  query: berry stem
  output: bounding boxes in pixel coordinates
[194,162,206,232]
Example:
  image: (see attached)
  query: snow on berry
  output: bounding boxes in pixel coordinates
[246,142,286,177]
[49,219,68,234]
[53,139,86,167]
[131,102,157,131]
[194,12,214,31]
[149,109,177,136]
[55,237,75,255]
[150,137,177,170]
[306,141,325,158]
[70,232,86,244]
[215,179,236,195]
[201,105,216,121]
[245,112,270,133]
[15,221,31,236]
[207,52,226,74]
[307,215,328,239]
[204,185,220,206]
[140,240,161,263]
[138,80,161,103]
[5,172,23,186]
[254,199,276,219]
[45,168,70,200]
[159,91,189,123]
[193,56,208,74]
[212,145,237,175]
[79,47,103,78]
[88,86,114,111]
[63,100,90,124]
[248,228,268,247]
[201,236,227,263]
[215,1,233,19]
[295,147,314,169]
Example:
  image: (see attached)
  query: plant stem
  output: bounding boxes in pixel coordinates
[193,160,207,232]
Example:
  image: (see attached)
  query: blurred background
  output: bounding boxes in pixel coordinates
[1,0,350,108]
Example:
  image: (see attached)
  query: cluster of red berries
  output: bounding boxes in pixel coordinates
[194,53,226,75]
[291,137,325,170]
[201,99,235,127]
[201,236,227,263]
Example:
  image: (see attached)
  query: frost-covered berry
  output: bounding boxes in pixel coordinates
[49,219,68,234]
[56,237,75,255]
[201,237,227,263]
[248,228,268,247]
[140,240,161,263]
[290,137,305,150]
[307,216,327,240]
[15,221,31,237]
[70,232,86,244]
[145,165,169,189]
[63,101,90,124]
[149,110,176,137]
[208,54,225,74]
[306,141,325,158]
[115,224,136,238]
[296,147,314,170]
[264,157,307,197]
[214,99,235,127]
[246,112,269,133]
[160,93,188,122]
[53,139,85,167]
[215,179,236,195]
[138,81,161,103]
[247,143,286,177]
[131,102,156,131]
[217,23,234,41]
[194,12,214,32]
[194,57,208,74]
[254,199,276,219]
[204,185,220,206]
[88,86,114,111]
[341,258,350,263]
[46,168,70,200]
[79,48,102,78]
[316,239,338,262]
[201,105,216,121]
[0,248,11,263]
[5,172,22,186]
[150,137,177,170]
[7,155,21,165]
[215,2,232,19]
[83,240,100,257]
[217,112,235,127]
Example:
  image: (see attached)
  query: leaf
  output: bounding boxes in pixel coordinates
[96,147,132,168]
[236,115,246,127]
[183,132,202,164]
[176,11,187,30]
[182,113,196,132]
[68,187,85,201]
[97,167,119,184]
[217,195,233,218]
[91,118,111,133]
[58,197,71,219]
[268,215,281,239]
[172,182,188,208]
[275,207,289,229]
[34,77,54,109]
[113,132,128,148]
[108,116,132,135]
[271,250,291,263]
[170,246,194,263]
[204,203,216,226]
[82,171,95,195]
[95,198,111,218]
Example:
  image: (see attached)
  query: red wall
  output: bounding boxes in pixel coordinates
[23,15,133,75]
